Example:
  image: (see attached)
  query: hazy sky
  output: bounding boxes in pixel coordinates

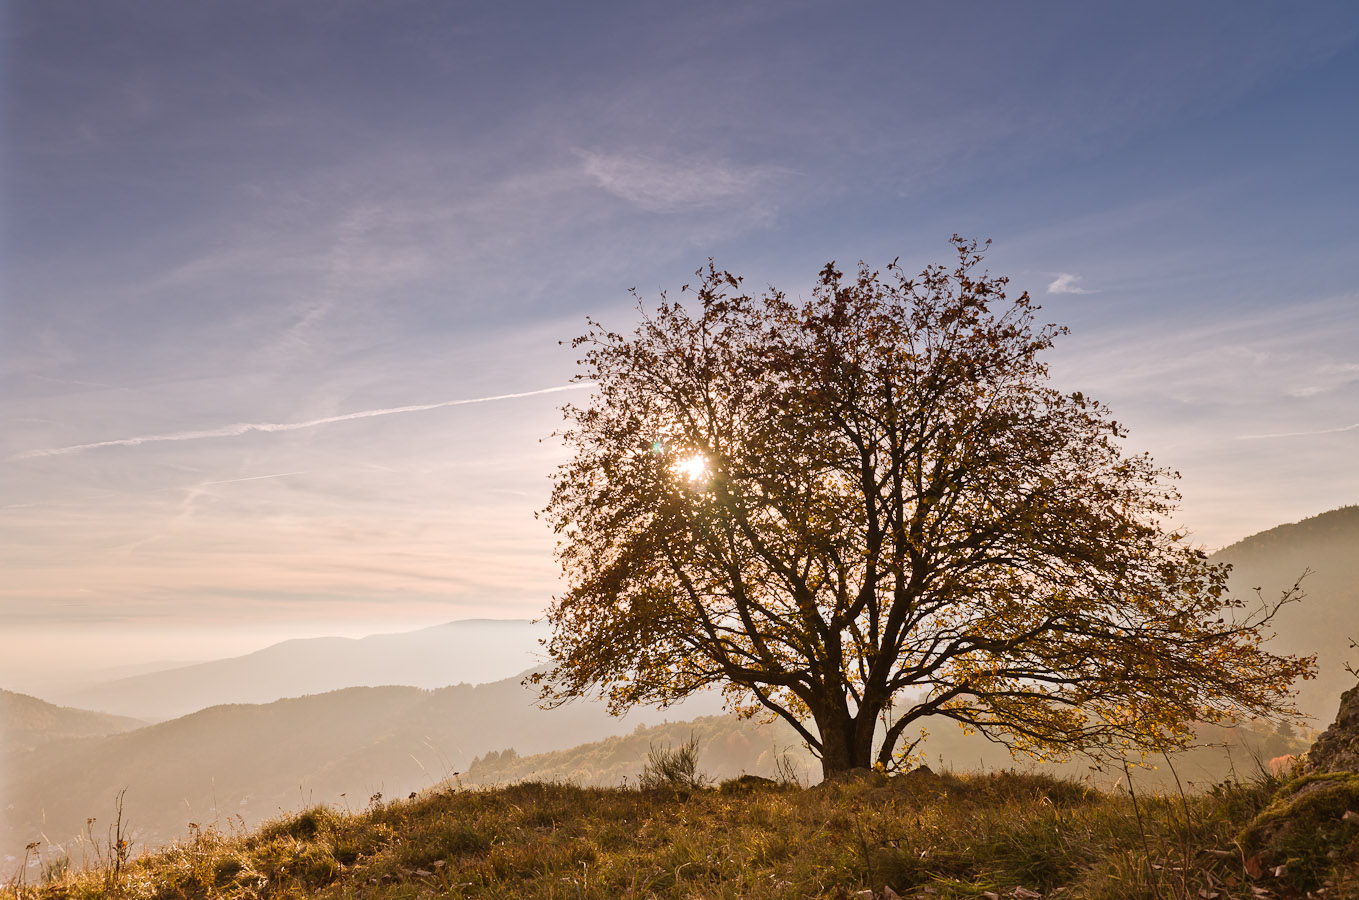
[3,2,1358,681]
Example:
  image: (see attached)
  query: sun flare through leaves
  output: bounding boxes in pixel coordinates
[674,453,709,484]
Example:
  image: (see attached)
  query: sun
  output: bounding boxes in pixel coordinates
[675,453,709,483]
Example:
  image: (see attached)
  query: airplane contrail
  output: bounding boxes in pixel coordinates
[1236,422,1359,440]
[198,471,309,486]
[12,383,592,460]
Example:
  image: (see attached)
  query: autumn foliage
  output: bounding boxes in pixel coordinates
[537,237,1313,778]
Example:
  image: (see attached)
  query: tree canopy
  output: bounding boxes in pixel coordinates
[536,237,1313,778]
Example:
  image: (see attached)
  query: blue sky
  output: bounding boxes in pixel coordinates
[3,1,1357,684]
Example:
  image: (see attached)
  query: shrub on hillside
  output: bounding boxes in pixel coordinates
[639,735,707,791]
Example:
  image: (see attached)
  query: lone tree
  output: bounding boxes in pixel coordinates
[536,237,1313,779]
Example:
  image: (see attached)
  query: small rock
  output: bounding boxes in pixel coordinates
[720,774,779,793]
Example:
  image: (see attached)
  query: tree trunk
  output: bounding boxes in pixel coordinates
[816,708,874,779]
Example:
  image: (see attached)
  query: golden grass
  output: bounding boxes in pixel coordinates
[7,769,1355,900]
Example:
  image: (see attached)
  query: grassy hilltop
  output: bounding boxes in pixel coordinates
[8,766,1357,900]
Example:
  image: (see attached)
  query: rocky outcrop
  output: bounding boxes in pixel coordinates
[1235,683,1359,893]
[1306,682,1359,774]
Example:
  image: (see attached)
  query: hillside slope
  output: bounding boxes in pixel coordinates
[0,689,144,752]
[1212,505,1359,723]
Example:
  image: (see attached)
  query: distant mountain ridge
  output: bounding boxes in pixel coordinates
[58,618,549,720]
[1214,505,1358,559]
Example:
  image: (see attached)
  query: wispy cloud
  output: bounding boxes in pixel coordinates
[1047,272,1092,294]
[579,150,790,213]
[12,384,590,460]
[1236,422,1359,440]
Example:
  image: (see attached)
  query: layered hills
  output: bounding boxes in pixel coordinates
[1,674,722,863]
[57,619,549,721]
